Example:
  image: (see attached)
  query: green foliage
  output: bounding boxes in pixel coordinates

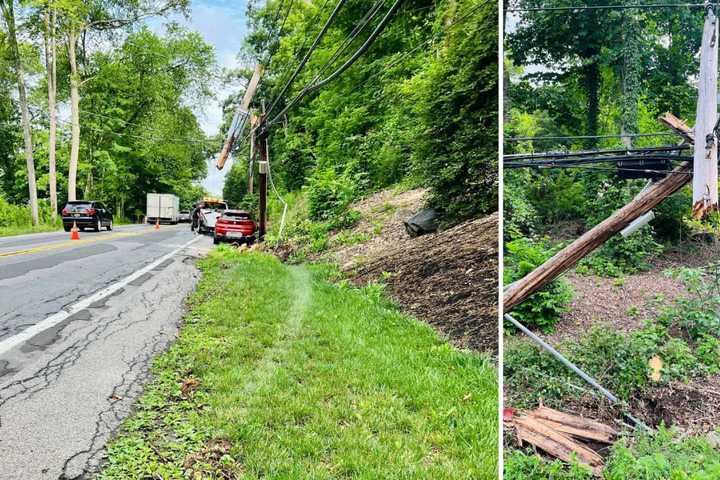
[504,238,573,330]
[238,0,497,227]
[0,196,59,233]
[505,318,707,409]
[605,427,720,480]
[504,450,593,480]
[304,167,359,221]
[659,266,720,340]
[222,160,249,208]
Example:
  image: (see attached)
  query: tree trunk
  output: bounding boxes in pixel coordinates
[67,28,81,201]
[45,8,58,219]
[1,0,39,225]
[620,8,640,149]
[583,62,600,149]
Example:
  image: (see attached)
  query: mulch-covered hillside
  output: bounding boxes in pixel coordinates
[352,212,499,355]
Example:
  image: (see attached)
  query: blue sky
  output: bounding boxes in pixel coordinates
[148,0,250,195]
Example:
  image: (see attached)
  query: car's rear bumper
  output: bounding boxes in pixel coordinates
[62,216,97,227]
[214,229,254,241]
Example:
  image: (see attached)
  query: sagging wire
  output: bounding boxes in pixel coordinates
[265,140,288,242]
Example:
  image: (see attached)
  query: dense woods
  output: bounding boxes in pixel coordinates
[222,0,498,225]
[0,0,212,229]
[505,2,707,319]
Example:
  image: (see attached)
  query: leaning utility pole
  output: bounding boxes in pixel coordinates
[504,113,694,311]
[692,2,718,218]
[216,64,263,170]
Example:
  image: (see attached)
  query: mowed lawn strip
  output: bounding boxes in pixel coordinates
[100,247,498,479]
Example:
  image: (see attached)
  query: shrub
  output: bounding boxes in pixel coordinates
[605,427,720,479]
[505,238,573,330]
[305,167,358,221]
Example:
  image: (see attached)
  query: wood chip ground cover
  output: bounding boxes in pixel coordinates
[99,247,497,479]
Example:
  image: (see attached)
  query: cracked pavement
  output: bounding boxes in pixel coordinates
[0,225,213,479]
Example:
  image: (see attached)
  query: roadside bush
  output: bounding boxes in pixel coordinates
[504,170,539,240]
[506,427,720,479]
[505,238,573,331]
[505,323,700,408]
[0,196,59,229]
[305,167,358,221]
[503,339,575,410]
[659,266,720,340]
[605,427,720,479]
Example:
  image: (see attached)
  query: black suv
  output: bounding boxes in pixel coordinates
[61,201,113,232]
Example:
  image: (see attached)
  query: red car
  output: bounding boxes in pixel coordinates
[213,210,257,245]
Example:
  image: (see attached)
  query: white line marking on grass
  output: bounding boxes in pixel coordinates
[0,236,201,357]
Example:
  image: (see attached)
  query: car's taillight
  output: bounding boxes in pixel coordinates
[61,208,69,216]
[85,208,96,215]
[216,217,228,225]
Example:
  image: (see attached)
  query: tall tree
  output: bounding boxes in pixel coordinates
[44,4,58,217]
[1,0,40,224]
[58,0,189,201]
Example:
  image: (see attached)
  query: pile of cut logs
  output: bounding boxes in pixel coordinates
[504,405,618,477]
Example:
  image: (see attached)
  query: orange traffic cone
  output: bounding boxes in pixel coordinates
[70,221,80,240]
[155,218,160,230]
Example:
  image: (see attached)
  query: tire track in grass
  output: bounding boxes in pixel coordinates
[235,265,311,415]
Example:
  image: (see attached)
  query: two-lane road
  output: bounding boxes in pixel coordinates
[0,224,213,479]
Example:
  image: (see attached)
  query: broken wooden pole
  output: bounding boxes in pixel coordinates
[692,3,718,218]
[504,113,693,311]
[216,64,263,170]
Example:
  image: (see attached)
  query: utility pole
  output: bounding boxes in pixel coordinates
[504,113,694,311]
[248,113,257,194]
[216,64,263,170]
[692,2,718,218]
[257,118,268,242]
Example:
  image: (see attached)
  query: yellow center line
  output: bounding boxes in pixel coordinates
[0,227,173,258]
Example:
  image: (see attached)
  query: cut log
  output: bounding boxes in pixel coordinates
[504,113,694,311]
[528,406,617,443]
[515,416,604,476]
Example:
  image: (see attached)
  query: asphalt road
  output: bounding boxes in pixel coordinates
[0,223,213,479]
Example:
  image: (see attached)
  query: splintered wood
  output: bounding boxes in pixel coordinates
[506,406,618,477]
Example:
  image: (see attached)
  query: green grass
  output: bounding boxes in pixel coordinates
[99,247,498,479]
[0,223,61,237]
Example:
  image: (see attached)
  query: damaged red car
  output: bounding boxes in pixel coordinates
[213,210,257,245]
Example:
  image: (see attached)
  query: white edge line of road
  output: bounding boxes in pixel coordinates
[0,235,202,357]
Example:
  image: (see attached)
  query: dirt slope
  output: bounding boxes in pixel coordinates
[351,212,499,355]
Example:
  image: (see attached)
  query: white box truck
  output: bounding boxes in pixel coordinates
[146,193,180,224]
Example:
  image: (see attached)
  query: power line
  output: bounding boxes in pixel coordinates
[310,0,386,83]
[505,154,692,168]
[267,0,405,127]
[505,2,711,13]
[505,132,681,142]
[265,0,350,120]
[505,144,690,161]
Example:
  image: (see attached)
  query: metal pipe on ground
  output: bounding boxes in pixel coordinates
[504,313,650,431]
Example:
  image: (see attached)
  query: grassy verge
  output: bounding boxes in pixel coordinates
[0,223,61,237]
[99,247,498,479]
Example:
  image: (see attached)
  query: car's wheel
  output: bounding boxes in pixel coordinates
[107,219,113,231]
[213,237,220,245]
[63,224,71,232]
[94,218,101,232]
